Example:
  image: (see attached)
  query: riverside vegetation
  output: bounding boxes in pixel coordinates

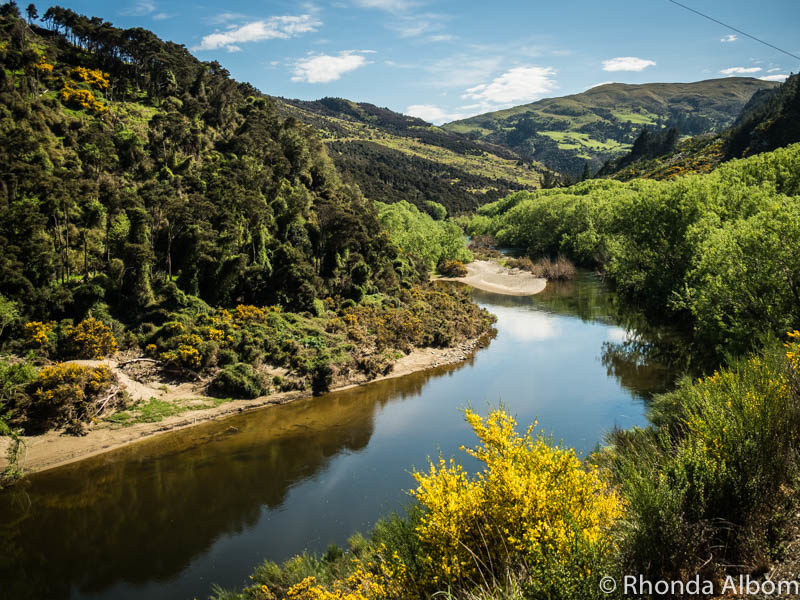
[0,5,493,480]
[2,3,800,599]
[215,72,800,598]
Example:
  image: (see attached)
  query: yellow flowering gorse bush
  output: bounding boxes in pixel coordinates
[32,362,116,429]
[65,317,118,359]
[411,409,622,588]
[24,321,55,349]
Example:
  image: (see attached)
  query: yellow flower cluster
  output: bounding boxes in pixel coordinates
[233,304,279,321]
[70,66,110,89]
[786,330,800,372]
[66,318,118,359]
[286,560,407,600]
[60,83,108,114]
[160,333,204,370]
[35,363,113,404]
[24,321,55,348]
[34,55,54,73]
[410,409,622,586]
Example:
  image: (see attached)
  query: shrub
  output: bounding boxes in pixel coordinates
[411,409,622,597]
[64,318,118,359]
[436,260,468,278]
[531,256,576,280]
[23,321,56,355]
[310,358,333,396]
[27,363,117,432]
[209,363,268,399]
[605,334,800,581]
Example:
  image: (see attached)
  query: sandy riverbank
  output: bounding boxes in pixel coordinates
[0,338,485,475]
[439,260,547,296]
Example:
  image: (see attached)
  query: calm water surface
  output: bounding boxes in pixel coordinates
[0,273,673,600]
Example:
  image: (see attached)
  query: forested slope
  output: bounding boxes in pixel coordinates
[0,5,493,441]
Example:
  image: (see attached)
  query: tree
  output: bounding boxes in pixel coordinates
[25,3,35,23]
[0,295,19,338]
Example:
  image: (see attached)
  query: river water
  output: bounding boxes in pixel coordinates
[0,273,673,600]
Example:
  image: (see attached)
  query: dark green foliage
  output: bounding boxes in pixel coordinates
[727,73,800,159]
[327,139,528,214]
[0,9,416,334]
[310,358,333,396]
[597,125,680,175]
[603,341,800,582]
[209,363,268,399]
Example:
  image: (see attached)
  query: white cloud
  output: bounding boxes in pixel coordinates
[768,67,782,73]
[292,52,370,83]
[152,12,170,20]
[429,34,455,42]
[353,0,412,11]
[719,66,762,75]
[463,66,557,105]
[720,34,738,43]
[196,15,321,51]
[404,104,467,124]
[121,0,155,16]
[759,74,788,82]
[206,12,248,25]
[602,56,656,72]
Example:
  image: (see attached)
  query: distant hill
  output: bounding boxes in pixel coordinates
[277,97,556,216]
[598,73,799,182]
[442,78,778,176]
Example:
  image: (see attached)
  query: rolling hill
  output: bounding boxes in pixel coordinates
[442,78,778,176]
[276,97,556,216]
[597,73,800,182]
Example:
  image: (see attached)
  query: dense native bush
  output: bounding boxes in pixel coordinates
[468,144,800,362]
[148,286,494,389]
[603,332,800,582]
[377,201,472,271]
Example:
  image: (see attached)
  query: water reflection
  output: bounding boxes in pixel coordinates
[0,361,475,600]
[0,274,678,600]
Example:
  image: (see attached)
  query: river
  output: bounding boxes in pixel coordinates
[0,273,674,600]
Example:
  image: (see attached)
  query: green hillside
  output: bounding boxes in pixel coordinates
[0,6,494,439]
[276,97,555,215]
[443,78,777,176]
[596,73,800,182]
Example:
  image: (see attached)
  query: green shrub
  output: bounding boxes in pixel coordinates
[604,336,800,580]
[209,363,268,399]
[310,358,333,395]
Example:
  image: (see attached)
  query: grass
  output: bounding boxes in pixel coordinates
[104,396,234,426]
[539,131,627,152]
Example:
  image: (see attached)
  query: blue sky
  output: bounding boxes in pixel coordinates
[36,0,800,123]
